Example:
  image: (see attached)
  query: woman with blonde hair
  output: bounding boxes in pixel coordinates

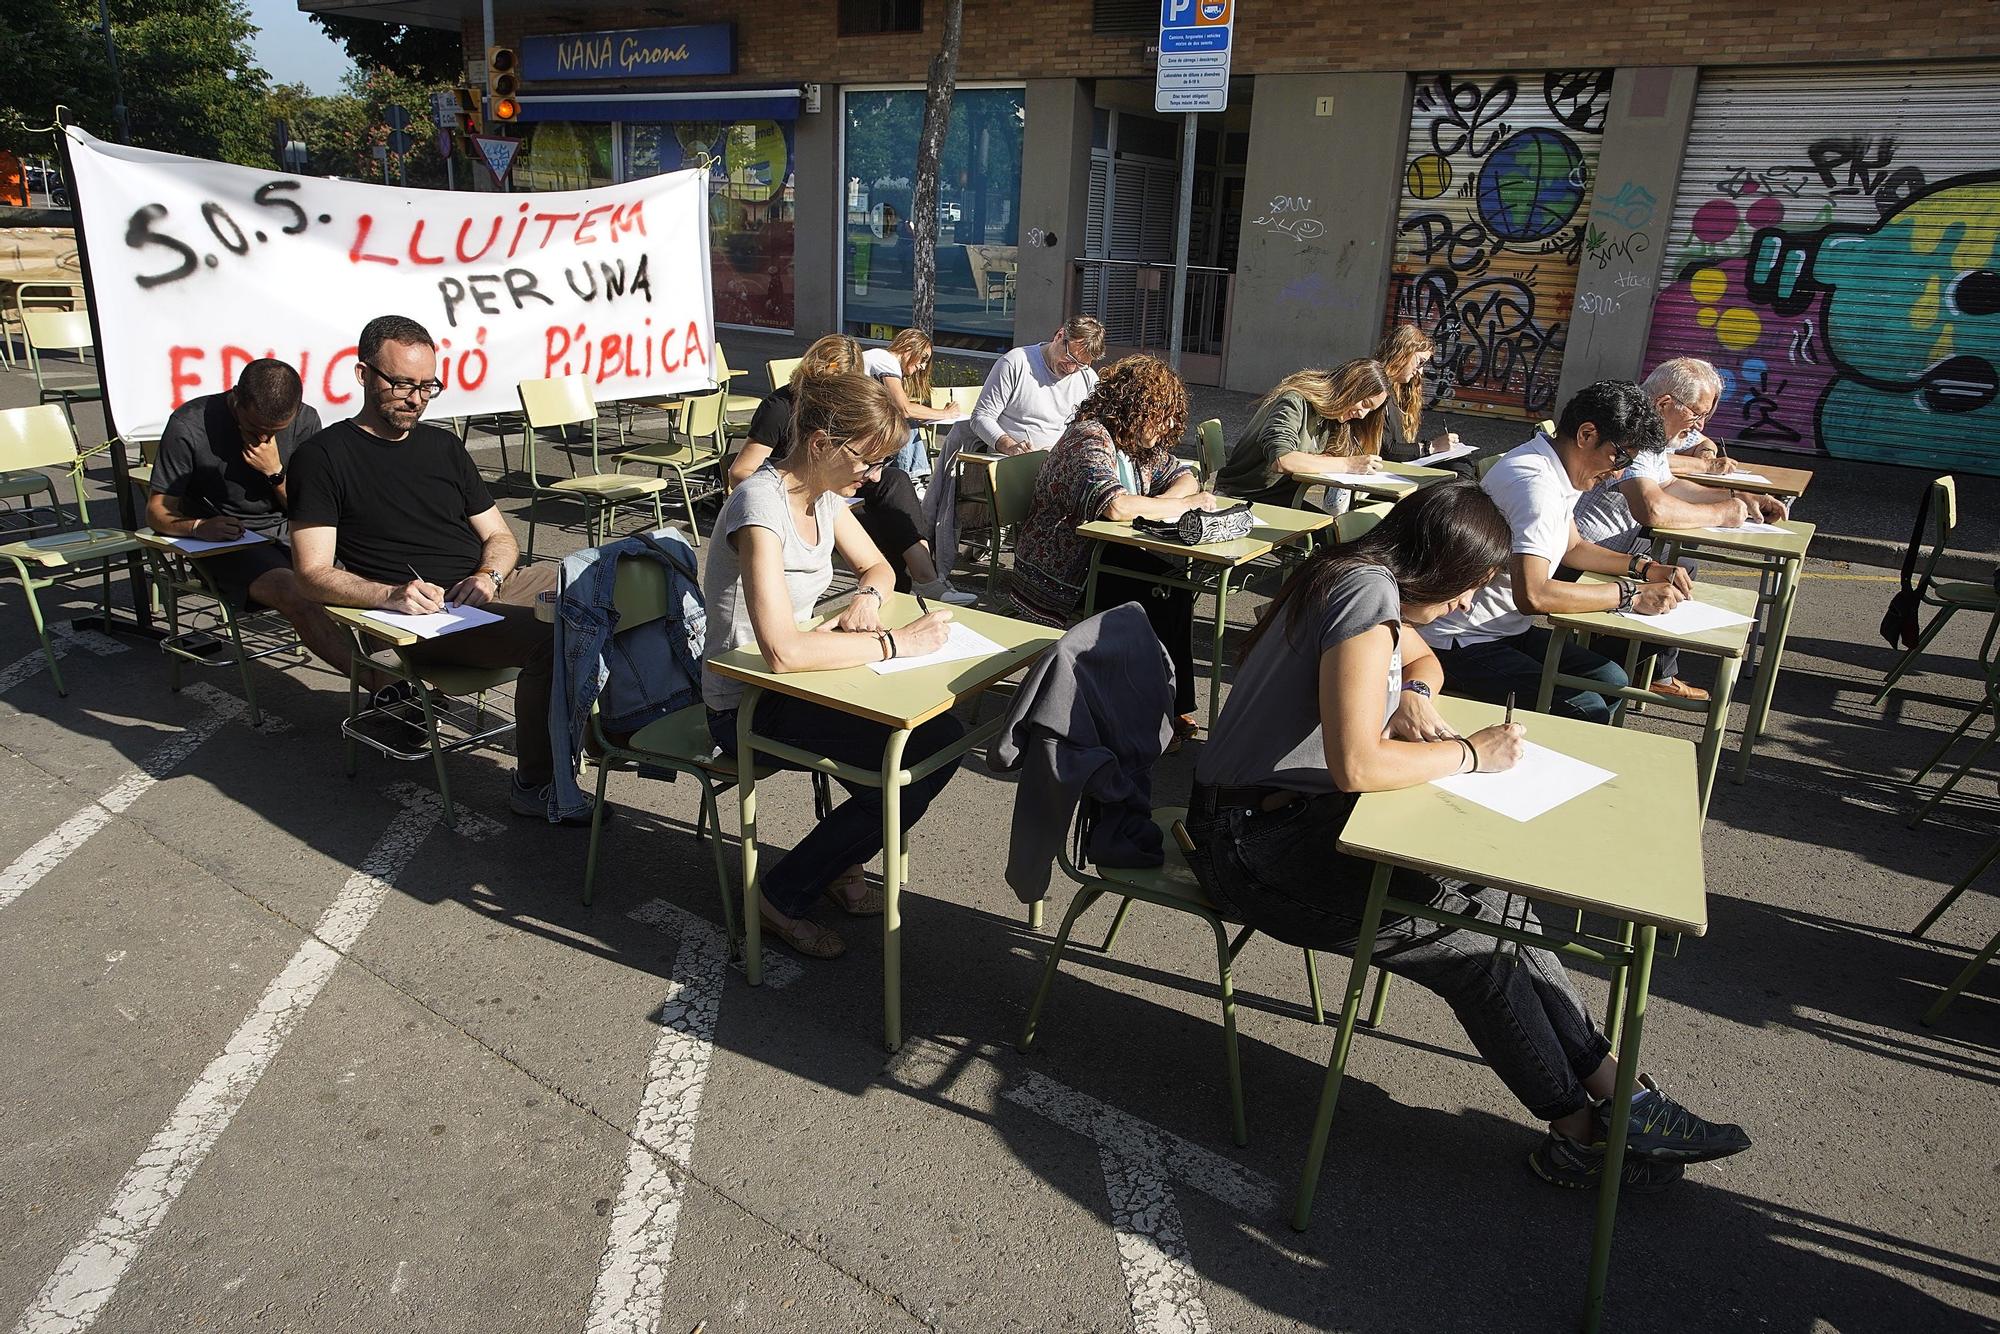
[864,328,954,486]
[1213,358,1391,515]
[1375,325,1466,461]
[702,369,959,959]
[736,335,973,604]
[1011,355,1219,744]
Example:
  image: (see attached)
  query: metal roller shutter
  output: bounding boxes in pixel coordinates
[1644,65,2000,474]
[1386,70,1617,421]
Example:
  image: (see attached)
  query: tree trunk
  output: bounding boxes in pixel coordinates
[909,0,964,338]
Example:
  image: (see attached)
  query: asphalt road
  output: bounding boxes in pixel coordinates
[1,368,1996,1333]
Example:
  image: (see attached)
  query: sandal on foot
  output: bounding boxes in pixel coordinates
[1166,713,1200,755]
[823,873,885,916]
[761,913,846,959]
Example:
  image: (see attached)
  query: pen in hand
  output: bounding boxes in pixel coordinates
[1505,692,1516,727]
[915,590,932,616]
[407,564,452,610]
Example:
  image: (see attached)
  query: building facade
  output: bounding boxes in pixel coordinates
[302,0,2000,471]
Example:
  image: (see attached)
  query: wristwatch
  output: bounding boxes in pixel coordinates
[481,568,503,590]
[1400,679,1433,698]
[263,468,285,486]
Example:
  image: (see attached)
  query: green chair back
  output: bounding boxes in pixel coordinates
[518,374,596,432]
[1909,475,1960,590]
[1476,452,1501,480]
[1196,418,1226,484]
[932,386,981,413]
[22,308,91,355]
[681,390,726,453]
[0,404,82,473]
[1334,507,1384,543]
[767,357,803,393]
[992,449,1048,528]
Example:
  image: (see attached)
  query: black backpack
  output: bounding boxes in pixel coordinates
[1879,484,1935,650]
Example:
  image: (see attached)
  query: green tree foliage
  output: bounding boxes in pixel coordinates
[0,0,269,164]
[308,13,460,82]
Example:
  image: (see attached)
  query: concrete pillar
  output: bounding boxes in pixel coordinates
[791,89,840,339]
[1555,66,1700,403]
[1015,79,1093,345]
[1225,72,1408,394]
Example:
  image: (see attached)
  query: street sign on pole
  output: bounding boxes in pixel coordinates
[430,90,457,129]
[1155,0,1233,114]
[472,135,520,188]
[386,128,414,155]
[383,103,411,131]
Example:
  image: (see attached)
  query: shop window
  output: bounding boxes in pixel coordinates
[626,120,797,331]
[841,87,1026,353]
[840,0,921,34]
[512,123,613,193]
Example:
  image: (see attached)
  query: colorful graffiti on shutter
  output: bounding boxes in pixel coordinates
[1385,70,1614,420]
[1648,137,2000,473]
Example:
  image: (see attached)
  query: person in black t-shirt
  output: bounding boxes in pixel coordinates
[147,360,392,689]
[289,315,572,823]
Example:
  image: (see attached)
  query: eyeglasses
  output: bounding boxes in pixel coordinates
[1050,335,1095,377]
[360,362,445,399]
[1608,443,1640,470]
[839,440,887,476]
[1667,392,1716,424]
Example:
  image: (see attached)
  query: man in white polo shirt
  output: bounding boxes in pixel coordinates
[1571,358,1788,701]
[1421,380,1689,724]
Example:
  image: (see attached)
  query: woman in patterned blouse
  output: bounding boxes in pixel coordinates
[1009,355,1221,746]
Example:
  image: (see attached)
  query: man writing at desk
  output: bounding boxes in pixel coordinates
[287,315,571,823]
[1421,380,1690,723]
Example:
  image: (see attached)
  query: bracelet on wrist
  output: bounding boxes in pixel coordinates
[875,631,891,661]
[855,586,884,604]
[1616,578,1638,612]
[1455,736,1479,774]
[885,631,898,660]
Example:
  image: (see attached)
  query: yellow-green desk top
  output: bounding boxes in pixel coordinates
[1545,575,1762,659]
[705,591,1060,730]
[1337,696,1707,936]
[325,603,423,648]
[1076,501,1331,566]
[1296,460,1454,499]
[1,528,141,569]
[1649,517,1815,558]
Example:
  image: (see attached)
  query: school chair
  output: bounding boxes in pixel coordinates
[21,308,102,426]
[0,467,60,538]
[516,376,670,563]
[1873,477,1999,706]
[1020,807,1389,1146]
[1906,619,2000,832]
[711,345,761,435]
[615,389,729,545]
[0,405,142,695]
[765,357,803,393]
[1334,506,1387,542]
[1195,418,1227,486]
[1476,452,1502,480]
[1919,830,2000,1025]
[135,532,302,728]
[578,554,832,934]
[984,448,1048,598]
[925,385,981,460]
[4,281,84,374]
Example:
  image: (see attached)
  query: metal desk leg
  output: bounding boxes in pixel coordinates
[1210,567,1233,722]
[1735,554,1800,781]
[1586,923,1655,1334]
[1081,544,1104,618]
[1291,862,1392,1231]
[738,688,764,987]
[1695,656,1740,820]
[880,727,913,1053]
[1535,626,1569,714]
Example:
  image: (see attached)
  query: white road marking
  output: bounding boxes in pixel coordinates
[581,899,796,1334]
[0,682,249,914]
[0,626,125,697]
[11,783,470,1334]
[389,1260,410,1295]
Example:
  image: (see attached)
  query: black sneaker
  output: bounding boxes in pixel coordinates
[370,680,418,710]
[1528,1128,1685,1194]
[509,776,594,826]
[1594,1074,1752,1164]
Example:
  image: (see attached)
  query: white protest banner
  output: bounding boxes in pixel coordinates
[62,127,714,438]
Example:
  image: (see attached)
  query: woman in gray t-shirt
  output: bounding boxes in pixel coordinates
[1186,481,1752,1188]
[701,373,956,961]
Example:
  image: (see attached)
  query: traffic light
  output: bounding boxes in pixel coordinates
[487,46,520,124]
[454,85,483,138]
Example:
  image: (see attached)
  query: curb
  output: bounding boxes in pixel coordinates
[1810,534,1994,581]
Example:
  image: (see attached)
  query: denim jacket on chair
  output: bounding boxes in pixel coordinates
[547,528,706,823]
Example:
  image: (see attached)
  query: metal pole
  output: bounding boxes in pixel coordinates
[1166,111,1197,373]
[482,0,496,68]
[96,0,130,143]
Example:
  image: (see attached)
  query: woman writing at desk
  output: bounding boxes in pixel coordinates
[1184,481,1751,1188]
[702,371,957,960]
[1212,358,1391,517]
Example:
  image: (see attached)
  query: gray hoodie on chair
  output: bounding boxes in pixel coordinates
[990,602,1175,903]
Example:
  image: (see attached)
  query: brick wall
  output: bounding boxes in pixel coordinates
[478,1,2000,85]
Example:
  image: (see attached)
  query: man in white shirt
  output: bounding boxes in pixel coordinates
[1571,358,1788,701]
[1421,381,1690,724]
[922,317,1104,565]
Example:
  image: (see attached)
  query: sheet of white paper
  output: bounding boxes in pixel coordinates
[1307,471,1415,490]
[1612,599,1756,635]
[362,604,505,639]
[867,620,1006,675]
[1432,741,1616,823]
[166,530,269,554]
[1701,521,1790,535]
[926,412,969,427]
[1411,442,1477,466]
[1713,470,1771,483]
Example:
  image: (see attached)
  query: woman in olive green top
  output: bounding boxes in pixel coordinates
[1213,359,1392,514]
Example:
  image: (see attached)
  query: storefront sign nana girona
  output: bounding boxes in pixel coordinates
[520,24,735,81]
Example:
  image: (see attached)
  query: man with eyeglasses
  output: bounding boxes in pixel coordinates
[1418,381,1689,724]
[1570,358,1787,703]
[922,316,1105,572]
[289,314,573,822]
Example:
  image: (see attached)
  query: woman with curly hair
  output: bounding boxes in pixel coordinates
[1213,358,1391,516]
[1009,355,1220,742]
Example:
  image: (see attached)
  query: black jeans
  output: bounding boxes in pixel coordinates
[1184,785,1612,1121]
[854,466,929,592]
[708,693,964,918]
[1095,548,1198,715]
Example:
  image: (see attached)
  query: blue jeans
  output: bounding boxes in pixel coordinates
[708,695,964,917]
[1434,626,1628,724]
[890,427,931,482]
